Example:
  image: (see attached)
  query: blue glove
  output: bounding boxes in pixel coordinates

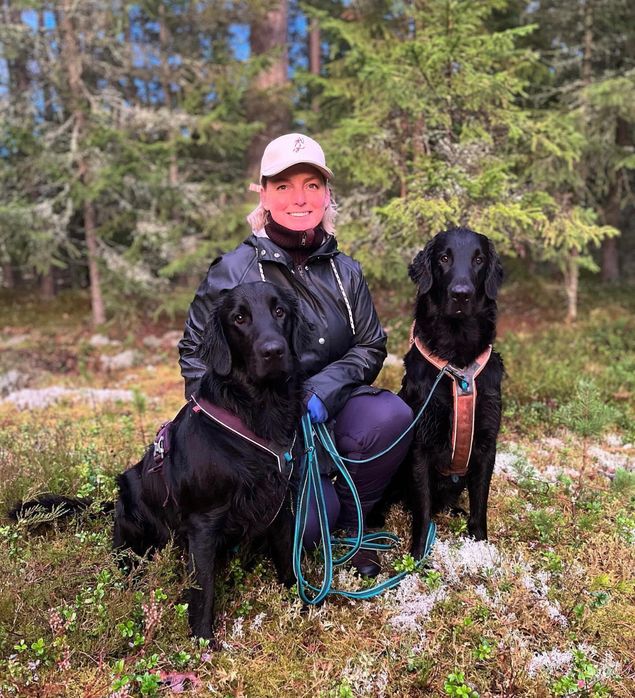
[307,394,329,423]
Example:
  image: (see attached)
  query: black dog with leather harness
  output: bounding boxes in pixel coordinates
[390,228,504,557]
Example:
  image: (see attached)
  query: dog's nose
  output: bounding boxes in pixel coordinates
[450,285,473,305]
[259,340,286,362]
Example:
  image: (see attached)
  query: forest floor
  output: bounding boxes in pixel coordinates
[0,276,634,697]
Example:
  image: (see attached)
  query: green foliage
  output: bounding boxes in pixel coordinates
[444,670,479,698]
[555,379,619,439]
[420,569,442,591]
[499,300,635,435]
[550,649,611,697]
[394,553,417,573]
[332,677,354,698]
[611,468,635,496]
[448,515,469,535]
[310,1,544,278]
[472,637,494,661]
[301,0,625,320]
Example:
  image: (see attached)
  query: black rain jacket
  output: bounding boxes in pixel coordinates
[178,232,387,416]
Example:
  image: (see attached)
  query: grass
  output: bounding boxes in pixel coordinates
[0,280,634,697]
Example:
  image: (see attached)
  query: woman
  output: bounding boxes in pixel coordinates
[178,133,413,577]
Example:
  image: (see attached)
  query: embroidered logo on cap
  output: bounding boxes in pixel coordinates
[292,136,305,153]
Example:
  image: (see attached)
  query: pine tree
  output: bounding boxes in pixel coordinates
[304,0,621,321]
[1,1,257,315]
[520,0,635,289]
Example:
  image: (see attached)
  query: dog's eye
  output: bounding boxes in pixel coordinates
[274,307,285,318]
[474,256,484,265]
[234,314,246,325]
[440,254,449,264]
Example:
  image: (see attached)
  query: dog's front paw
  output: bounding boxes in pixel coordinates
[467,521,487,541]
[279,572,296,589]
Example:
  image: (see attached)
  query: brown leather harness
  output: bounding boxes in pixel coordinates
[409,325,492,478]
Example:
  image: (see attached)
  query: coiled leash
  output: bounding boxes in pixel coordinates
[292,414,437,604]
[292,366,450,604]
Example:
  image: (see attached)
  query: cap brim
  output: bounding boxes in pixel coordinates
[261,159,333,181]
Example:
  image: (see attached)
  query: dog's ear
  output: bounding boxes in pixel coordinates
[199,297,232,376]
[291,313,315,358]
[485,239,504,300]
[408,239,434,293]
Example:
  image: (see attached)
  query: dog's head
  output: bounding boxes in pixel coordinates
[409,227,503,317]
[199,281,310,382]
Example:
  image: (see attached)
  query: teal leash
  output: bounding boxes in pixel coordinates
[292,413,437,604]
[318,366,449,466]
[292,366,448,603]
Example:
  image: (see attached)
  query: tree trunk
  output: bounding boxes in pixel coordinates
[39,10,58,123]
[564,249,579,323]
[246,0,291,178]
[309,17,320,112]
[601,238,619,282]
[60,1,106,325]
[124,7,138,107]
[581,1,593,86]
[7,2,30,97]
[159,4,179,186]
[40,269,55,300]
[2,264,15,289]
[563,0,594,321]
[4,2,30,291]
[600,117,629,281]
[83,196,105,323]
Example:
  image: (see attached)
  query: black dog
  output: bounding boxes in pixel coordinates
[12,281,307,639]
[398,227,504,557]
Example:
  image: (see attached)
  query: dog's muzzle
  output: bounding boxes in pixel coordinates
[253,337,292,379]
[448,282,474,315]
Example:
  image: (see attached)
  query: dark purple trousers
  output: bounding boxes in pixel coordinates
[302,390,413,547]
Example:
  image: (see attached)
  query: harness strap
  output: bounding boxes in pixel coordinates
[191,395,297,526]
[148,403,192,507]
[409,326,492,477]
[190,395,295,474]
[149,396,296,523]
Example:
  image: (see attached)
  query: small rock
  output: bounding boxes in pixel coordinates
[143,335,162,348]
[2,334,30,347]
[2,387,134,410]
[100,350,138,371]
[161,330,183,347]
[0,369,23,396]
[89,334,121,347]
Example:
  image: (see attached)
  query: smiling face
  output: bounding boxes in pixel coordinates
[260,163,330,231]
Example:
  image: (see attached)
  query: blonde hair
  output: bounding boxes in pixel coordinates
[246,185,338,235]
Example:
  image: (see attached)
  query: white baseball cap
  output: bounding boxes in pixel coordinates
[260,133,333,182]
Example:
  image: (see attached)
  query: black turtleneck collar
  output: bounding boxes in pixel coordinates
[264,213,326,267]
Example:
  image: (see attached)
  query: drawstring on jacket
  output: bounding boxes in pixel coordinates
[256,251,356,337]
[329,258,356,336]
